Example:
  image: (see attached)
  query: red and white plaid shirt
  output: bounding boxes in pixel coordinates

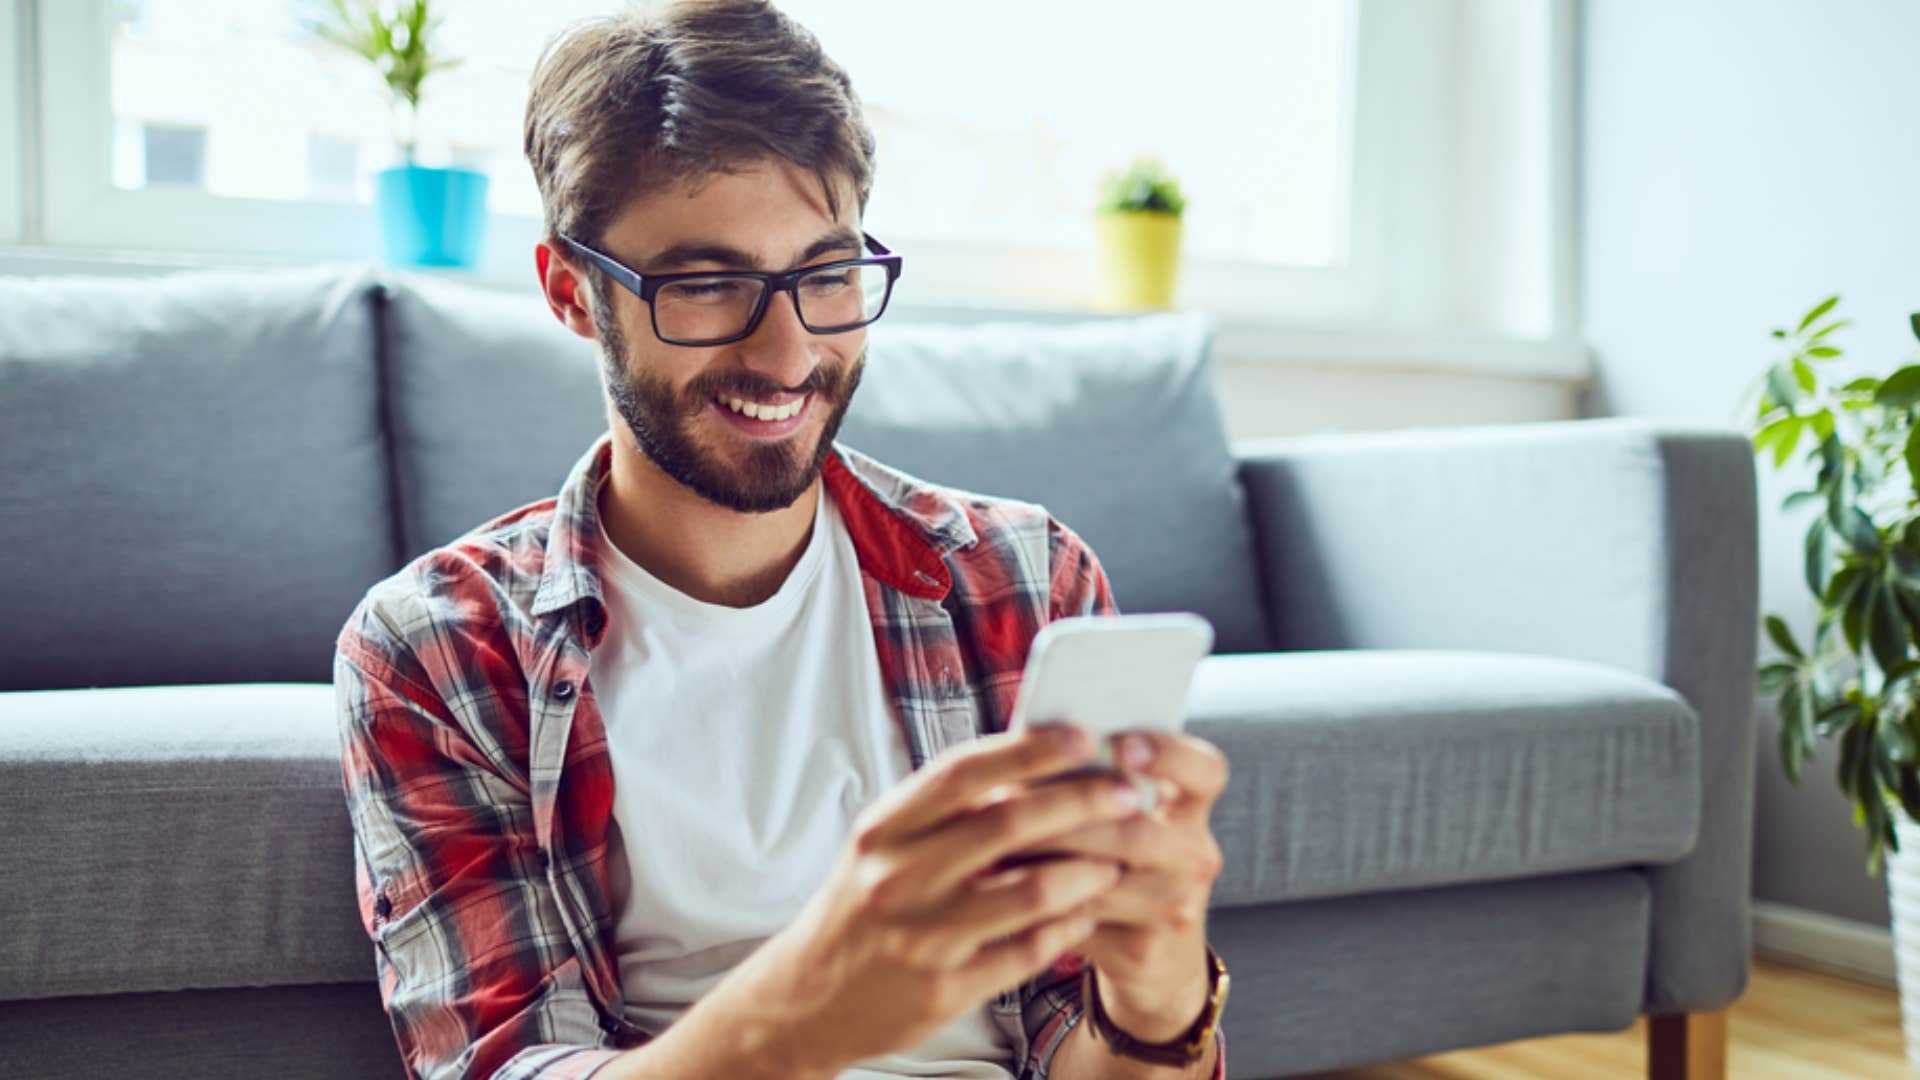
[334,431,1225,1080]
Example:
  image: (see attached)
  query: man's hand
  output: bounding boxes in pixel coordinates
[717,722,1145,1075]
[1023,730,1230,1041]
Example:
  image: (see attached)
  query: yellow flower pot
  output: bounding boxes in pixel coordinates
[1094,210,1183,312]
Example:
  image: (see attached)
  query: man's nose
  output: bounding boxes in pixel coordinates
[733,287,819,389]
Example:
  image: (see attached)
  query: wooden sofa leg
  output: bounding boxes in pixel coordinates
[1648,1010,1727,1080]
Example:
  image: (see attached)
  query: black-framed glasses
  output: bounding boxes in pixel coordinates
[557,231,904,347]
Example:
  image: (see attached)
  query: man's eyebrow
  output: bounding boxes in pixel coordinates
[639,229,862,274]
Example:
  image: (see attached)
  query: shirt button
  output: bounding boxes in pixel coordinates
[374,893,392,921]
[554,680,576,700]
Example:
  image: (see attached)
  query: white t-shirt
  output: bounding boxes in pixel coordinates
[591,482,1016,1079]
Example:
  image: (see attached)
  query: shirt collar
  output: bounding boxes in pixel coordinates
[530,432,978,631]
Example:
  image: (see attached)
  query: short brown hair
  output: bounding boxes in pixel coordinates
[523,0,875,252]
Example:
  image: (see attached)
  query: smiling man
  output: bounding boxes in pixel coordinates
[332,3,1229,1079]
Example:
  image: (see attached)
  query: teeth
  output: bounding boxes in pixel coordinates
[720,394,807,421]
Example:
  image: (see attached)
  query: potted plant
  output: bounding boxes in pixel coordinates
[312,0,487,270]
[1745,297,1920,1067]
[1093,156,1186,312]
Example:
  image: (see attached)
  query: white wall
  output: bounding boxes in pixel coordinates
[1582,0,1920,927]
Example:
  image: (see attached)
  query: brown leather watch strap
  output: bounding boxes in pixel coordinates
[1080,945,1230,1067]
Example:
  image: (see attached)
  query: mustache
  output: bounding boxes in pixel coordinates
[679,355,861,415]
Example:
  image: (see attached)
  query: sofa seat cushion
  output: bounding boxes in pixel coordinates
[1196,649,1701,908]
[0,651,1700,998]
[0,683,365,1001]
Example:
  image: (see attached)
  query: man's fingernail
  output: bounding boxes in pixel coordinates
[1122,735,1154,768]
[1053,724,1088,753]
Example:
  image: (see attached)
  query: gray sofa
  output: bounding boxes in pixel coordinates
[0,265,1757,1079]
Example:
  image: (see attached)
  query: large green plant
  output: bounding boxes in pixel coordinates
[309,0,461,161]
[1747,297,1920,875]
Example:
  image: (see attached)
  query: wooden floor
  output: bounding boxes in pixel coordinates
[1273,958,1907,1080]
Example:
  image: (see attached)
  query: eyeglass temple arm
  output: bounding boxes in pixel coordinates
[557,234,644,295]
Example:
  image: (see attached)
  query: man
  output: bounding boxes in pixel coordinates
[333,3,1230,1078]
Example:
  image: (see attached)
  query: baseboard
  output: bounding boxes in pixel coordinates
[1751,899,1896,988]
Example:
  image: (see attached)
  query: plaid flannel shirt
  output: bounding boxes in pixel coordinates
[334,431,1226,1080]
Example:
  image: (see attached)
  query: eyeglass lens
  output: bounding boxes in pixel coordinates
[653,263,891,344]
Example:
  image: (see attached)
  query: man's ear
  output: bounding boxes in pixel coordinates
[535,240,600,341]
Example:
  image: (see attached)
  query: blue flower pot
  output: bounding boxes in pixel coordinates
[375,165,490,270]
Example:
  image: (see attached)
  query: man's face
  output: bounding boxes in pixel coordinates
[588,158,868,514]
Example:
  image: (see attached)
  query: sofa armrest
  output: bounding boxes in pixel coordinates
[1233,417,1758,1013]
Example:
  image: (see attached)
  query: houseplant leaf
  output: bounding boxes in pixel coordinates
[1907,424,1920,498]
[1765,613,1804,659]
[1752,413,1802,466]
[1784,488,1825,511]
[1766,366,1802,409]
[1844,579,1872,655]
[1840,723,1865,799]
[1838,506,1882,554]
[1798,295,1840,334]
[1880,711,1918,765]
[1805,515,1834,593]
[1810,408,1836,442]
[1757,662,1800,693]
[1817,698,1863,738]
[1877,365,1920,408]
[1871,582,1911,673]
[1793,357,1818,393]
[1896,767,1920,825]
[1780,686,1809,782]
[1892,545,1920,589]
[1824,564,1866,607]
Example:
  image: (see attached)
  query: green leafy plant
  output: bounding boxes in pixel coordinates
[309,0,461,161]
[1097,156,1187,216]
[1746,296,1920,876]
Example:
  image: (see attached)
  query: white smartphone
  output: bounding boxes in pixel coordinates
[1008,612,1215,782]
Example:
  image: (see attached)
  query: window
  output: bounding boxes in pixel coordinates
[306,133,362,202]
[0,0,23,244]
[15,0,1573,338]
[134,123,207,187]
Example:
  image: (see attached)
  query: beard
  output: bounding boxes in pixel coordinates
[594,304,865,514]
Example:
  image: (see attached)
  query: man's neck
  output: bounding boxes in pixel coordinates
[596,431,822,609]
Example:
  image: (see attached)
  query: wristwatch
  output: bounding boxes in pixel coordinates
[1081,944,1230,1067]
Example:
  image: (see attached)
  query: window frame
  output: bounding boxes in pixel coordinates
[0,0,25,244]
[22,0,1559,335]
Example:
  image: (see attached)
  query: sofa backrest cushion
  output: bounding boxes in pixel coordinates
[382,280,1270,652]
[843,315,1271,653]
[0,268,395,690]
[379,275,608,557]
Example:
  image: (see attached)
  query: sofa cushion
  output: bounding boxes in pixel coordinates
[380,278,1270,652]
[0,650,1697,1000]
[378,274,607,559]
[0,268,395,690]
[1194,649,1701,908]
[843,315,1272,653]
[0,683,366,1000]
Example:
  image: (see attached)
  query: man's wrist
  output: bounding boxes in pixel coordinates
[1093,947,1214,1044]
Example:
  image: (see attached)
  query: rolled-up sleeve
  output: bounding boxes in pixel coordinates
[335,603,625,1080]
